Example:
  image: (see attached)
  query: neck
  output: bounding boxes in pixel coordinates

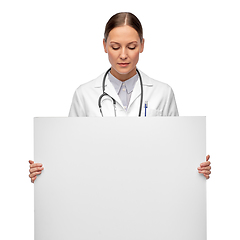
[110,67,137,82]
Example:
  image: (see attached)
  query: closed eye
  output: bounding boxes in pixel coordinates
[112,46,136,50]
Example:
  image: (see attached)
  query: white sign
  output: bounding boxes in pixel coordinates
[34,117,206,240]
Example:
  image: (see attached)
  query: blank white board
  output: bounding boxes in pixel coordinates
[34,117,206,240]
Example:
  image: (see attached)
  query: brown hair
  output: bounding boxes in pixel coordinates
[104,12,143,43]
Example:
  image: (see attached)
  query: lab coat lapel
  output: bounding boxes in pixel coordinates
[128,71,154,109]
[128,76,141,108]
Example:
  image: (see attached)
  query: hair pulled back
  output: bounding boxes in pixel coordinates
[104,12,143,43]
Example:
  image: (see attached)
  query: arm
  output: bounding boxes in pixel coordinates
[68,89,86,117]
[164,87,179,116]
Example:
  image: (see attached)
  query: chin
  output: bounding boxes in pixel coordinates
[115,66,135,75]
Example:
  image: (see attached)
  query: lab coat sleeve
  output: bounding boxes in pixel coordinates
[68,88,86,117]
[164,87,179,116]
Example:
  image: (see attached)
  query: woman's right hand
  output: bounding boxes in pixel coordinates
[29,160,44,183]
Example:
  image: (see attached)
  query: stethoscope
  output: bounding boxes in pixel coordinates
[98,68,144,117]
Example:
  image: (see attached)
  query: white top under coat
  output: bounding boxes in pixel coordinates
[108,72,138,110]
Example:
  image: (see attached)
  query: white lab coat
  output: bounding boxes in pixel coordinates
[69,70,179,117]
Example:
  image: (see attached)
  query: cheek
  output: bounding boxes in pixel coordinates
[107,49,117,62]
[129,51,140,62]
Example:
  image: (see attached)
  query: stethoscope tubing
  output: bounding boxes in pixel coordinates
[98,68,143,117]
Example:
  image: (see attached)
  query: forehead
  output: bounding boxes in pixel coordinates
[108,25,140,43]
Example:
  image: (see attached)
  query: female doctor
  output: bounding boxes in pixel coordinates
[29,12,211,182]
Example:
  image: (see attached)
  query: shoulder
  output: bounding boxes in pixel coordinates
[139,70,174,92]
[74,72,105,93]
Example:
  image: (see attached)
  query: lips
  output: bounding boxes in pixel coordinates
[118,63,130,67]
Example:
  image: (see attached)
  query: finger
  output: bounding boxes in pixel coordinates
[29,167,44,173]
[204,174,210,179]
[30,163,43,168]
[206,155,210,161]
[29,160,34,164]
[198,169,211,174]
[200,161,211,167]
[198,170,211,175]
[31,176,37,183]
[29,171,42,178]
[198,166,211,171]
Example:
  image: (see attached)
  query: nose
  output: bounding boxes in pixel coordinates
[120,47,128,60]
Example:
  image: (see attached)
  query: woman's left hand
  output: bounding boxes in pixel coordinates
[198,155,211,179]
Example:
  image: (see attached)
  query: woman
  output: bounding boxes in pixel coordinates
[29,12,211,182]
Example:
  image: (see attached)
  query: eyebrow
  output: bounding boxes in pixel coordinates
[110,41,138,45]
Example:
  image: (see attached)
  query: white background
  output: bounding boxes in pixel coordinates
[0,0,239,239]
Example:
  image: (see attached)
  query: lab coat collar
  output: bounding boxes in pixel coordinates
[94,70,153,88]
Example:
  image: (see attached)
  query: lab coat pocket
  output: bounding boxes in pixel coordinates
[147,109,163,117]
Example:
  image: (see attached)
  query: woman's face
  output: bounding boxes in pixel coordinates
[103,25,144,81]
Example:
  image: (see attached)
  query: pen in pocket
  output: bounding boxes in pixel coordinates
[144,101,148,117]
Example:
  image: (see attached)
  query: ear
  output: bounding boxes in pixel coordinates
[103,39,108,53]
[140,38,145,53]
